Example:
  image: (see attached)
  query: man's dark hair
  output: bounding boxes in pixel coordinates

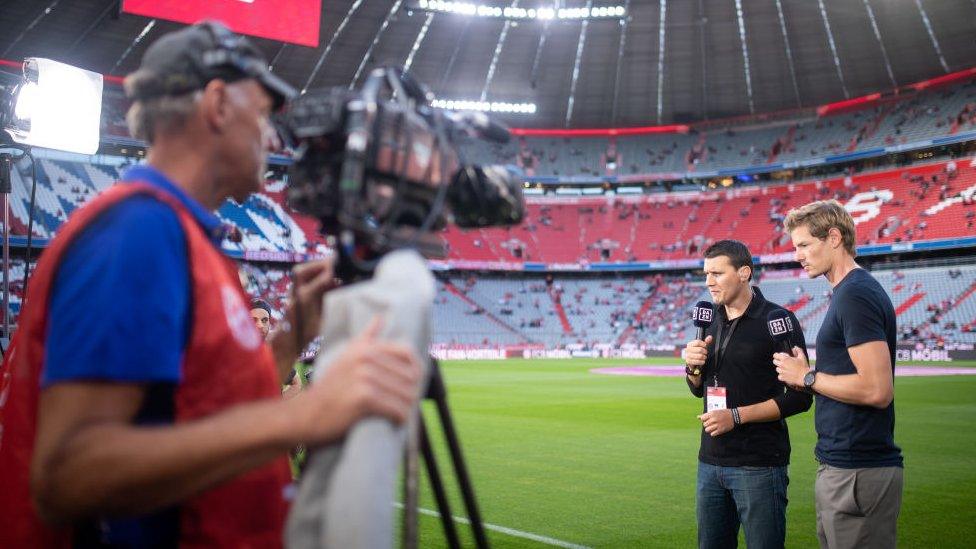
[703,240,754,281]
[250,298,273,317]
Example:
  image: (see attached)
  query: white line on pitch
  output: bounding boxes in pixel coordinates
[393,502,593,549]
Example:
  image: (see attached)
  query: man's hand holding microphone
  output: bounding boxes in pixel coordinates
[684,335,712,388]
[684,301,736,436]
[767,309,813,392]
[685,334,737,437]
[684,301,715,387]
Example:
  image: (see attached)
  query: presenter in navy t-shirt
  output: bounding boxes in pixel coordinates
[774,200,902,549]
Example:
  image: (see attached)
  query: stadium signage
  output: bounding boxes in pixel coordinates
[570,350,600,358]
[120,0,321,47]
[760,268,806,280]
[523,349,573,359]
[610,349,653,359]
[896,348,952,362]
[430,348,506,360]
[240,250,316,263]
[895,345,976,362]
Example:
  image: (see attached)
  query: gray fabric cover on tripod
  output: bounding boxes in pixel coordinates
[285,250,434,549]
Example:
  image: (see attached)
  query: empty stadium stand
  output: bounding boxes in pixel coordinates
[427,265,976,349]
[93,72,976,179]
[453,79,976,177]
[442,157,976,264]
[3,80,975,350]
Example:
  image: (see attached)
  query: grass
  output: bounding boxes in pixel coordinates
[397,358,976,548]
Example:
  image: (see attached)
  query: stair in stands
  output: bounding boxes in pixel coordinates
[895,292,927,316]
[767,125,796,164]
[442,281,529,342]
[847,105,893,152]
[951,280,976,309]
[616,290,660,347]
[799,296,832,328]
[785,294,811,313]
[549,288,574,334]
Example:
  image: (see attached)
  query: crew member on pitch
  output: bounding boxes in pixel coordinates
[0,21,422,547]
[684,240,811,549]
[776,200,903,549]
[250,298,274,340]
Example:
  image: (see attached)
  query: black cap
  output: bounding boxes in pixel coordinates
[692,301,715,328]
[124,21,295,110]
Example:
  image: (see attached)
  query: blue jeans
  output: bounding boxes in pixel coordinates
[696,461,788,549]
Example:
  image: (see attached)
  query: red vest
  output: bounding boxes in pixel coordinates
[0,183,291,548]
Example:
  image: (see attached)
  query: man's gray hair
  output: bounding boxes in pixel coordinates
[124,70,201,144]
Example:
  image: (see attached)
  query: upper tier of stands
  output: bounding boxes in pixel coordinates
[88,74,976,179]
[461,80,976,177]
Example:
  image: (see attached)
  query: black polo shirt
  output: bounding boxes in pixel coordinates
[687,286,812,467]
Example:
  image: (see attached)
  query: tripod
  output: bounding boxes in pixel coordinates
[0,144,37,356]
[1,150,15,345]
[402,358,489,549]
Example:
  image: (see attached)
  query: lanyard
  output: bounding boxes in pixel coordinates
[712,316,741,386]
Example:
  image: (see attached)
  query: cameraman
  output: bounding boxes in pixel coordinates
[0,22,421,547]
[683,240,811,549]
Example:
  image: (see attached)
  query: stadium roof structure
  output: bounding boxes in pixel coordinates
[1,0,974,129]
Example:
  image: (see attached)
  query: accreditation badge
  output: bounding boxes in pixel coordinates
[706,386,728,411]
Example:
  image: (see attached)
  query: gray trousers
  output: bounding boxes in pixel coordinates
[815,464,903,549]
[286,251,434,549]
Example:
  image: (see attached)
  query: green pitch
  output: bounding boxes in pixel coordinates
[402,358,976,548]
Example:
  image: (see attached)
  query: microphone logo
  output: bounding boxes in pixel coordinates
[767,316,794,336]
[693,306,713,324]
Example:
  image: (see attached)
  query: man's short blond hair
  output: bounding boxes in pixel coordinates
[783,199,857,257]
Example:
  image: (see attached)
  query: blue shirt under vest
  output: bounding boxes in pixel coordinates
[42,164,225,387]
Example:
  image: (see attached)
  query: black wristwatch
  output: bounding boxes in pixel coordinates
[685,365,701,377]
[803,370,817,389]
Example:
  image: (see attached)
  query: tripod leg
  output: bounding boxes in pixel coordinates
[429,364,490,549]
[402,409,420,549]
[420,416,462,549]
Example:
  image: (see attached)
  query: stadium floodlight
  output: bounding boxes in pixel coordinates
[0,58,101,338]
[416,1,625,21]
[432,98,537,115]
[1,58,103,155]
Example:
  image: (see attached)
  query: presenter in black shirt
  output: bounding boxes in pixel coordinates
[776,200,902,549]
[684,240,811,549]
